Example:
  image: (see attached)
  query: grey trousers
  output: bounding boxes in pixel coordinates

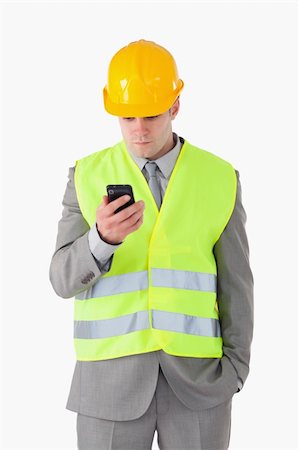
[77,367,232,450]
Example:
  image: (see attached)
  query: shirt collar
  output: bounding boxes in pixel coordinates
[126,132,182,179]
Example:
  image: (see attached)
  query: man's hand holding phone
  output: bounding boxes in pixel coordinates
[95,193,145,245]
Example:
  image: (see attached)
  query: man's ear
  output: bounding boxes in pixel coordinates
[170,97,180,120]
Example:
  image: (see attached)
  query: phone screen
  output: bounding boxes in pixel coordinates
[106,184,135,214]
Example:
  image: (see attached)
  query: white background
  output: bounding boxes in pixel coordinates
[1,1,298,449]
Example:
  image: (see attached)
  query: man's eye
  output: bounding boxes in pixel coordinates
[122,115,159,121]
[146,115,159,120]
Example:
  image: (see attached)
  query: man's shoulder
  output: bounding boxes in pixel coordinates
[184,140,236,172]
[75,141,122,168]
[76,145,113,163]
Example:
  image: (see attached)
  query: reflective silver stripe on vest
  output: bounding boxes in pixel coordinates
[151,268,217,292]
[152,309,221,337]
[75,271,149,300]
[74,310,150,339]
[75,268,216,301]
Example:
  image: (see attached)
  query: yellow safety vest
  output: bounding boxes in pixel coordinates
[73,139,237,361]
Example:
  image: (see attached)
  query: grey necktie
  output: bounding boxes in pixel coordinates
[144,161,162,209]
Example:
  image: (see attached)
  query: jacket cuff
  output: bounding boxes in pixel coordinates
[237,377,243,392]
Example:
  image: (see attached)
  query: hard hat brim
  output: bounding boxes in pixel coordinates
[103,79,184,118]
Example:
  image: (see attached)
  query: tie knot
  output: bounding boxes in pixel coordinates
[145,161,158,177]
[144,161,161,208]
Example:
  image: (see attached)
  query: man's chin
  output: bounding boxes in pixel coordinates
[133,143,154,156]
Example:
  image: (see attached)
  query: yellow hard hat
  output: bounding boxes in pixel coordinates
[103,39,184,117]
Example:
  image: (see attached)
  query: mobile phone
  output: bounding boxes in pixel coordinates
[106,184,135,214]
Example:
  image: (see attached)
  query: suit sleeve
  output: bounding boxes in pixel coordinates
[213,169,254,391]
[49,166,122,299]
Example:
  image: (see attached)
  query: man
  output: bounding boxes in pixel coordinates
[49,39,254,450]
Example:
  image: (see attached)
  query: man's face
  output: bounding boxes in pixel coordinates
[118,99,180,160]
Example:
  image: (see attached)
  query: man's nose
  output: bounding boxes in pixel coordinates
[133,118,148,134]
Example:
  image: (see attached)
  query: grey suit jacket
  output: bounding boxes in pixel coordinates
[49,137,254,420]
